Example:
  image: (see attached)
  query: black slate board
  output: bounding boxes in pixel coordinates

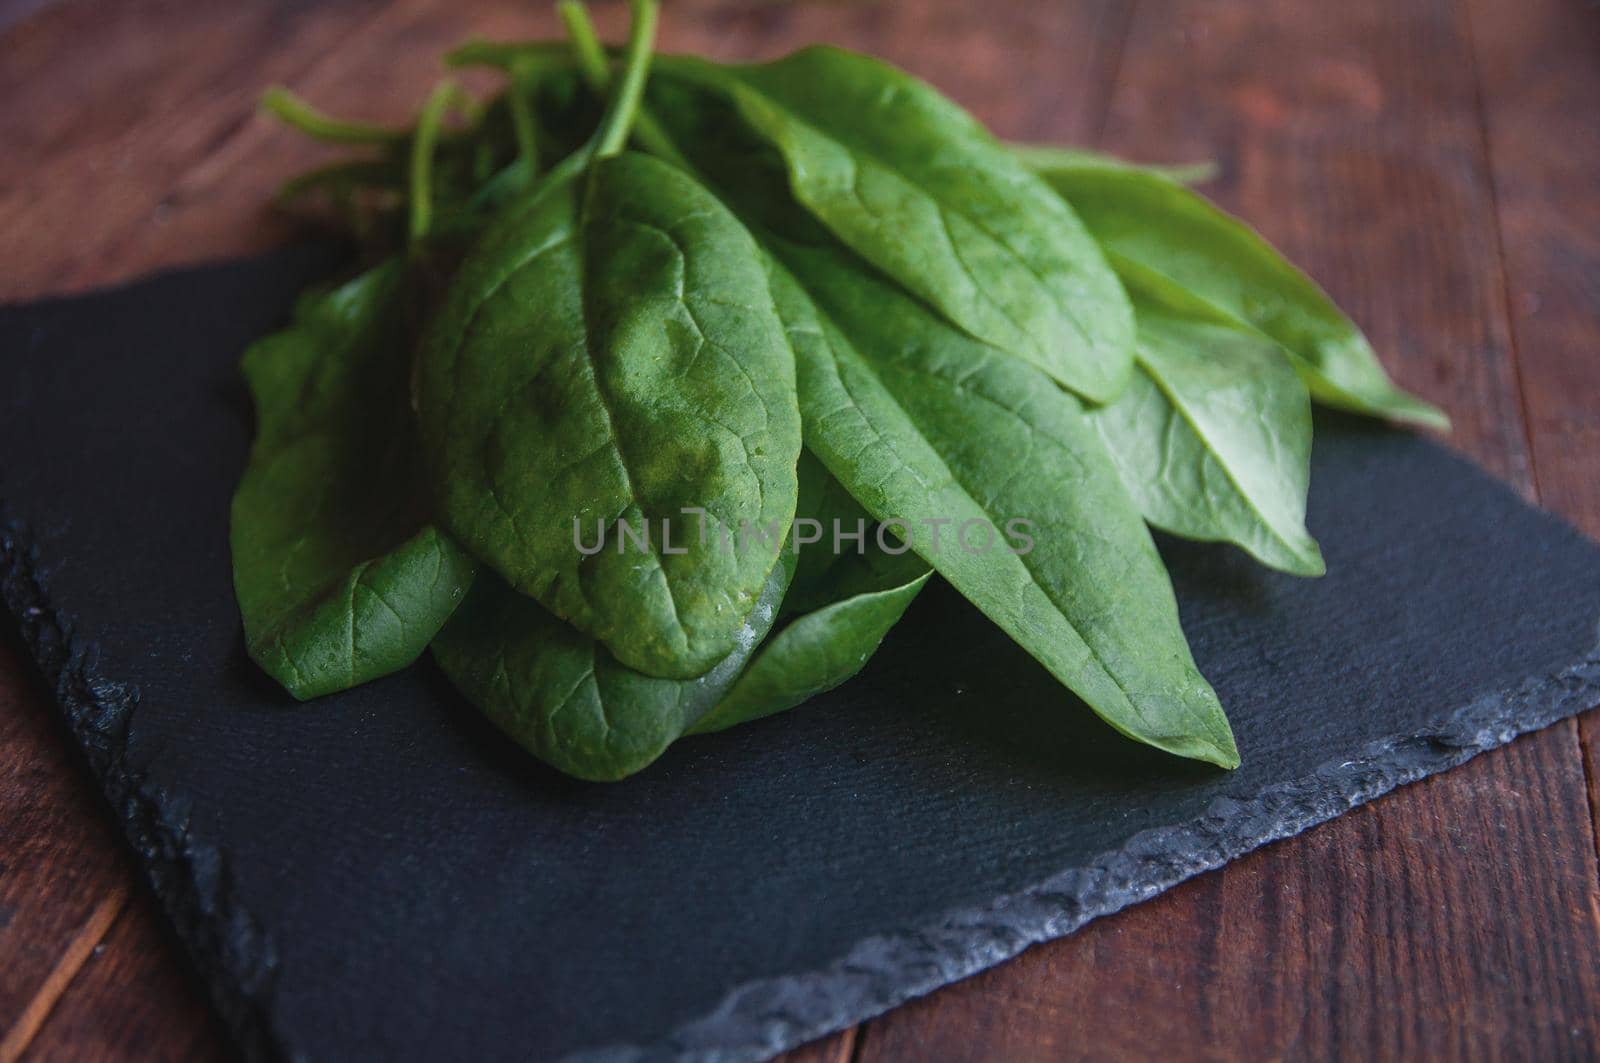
[4,250,1600,1063]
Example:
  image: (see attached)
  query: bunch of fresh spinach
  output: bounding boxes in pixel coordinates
[233,0,1445,780]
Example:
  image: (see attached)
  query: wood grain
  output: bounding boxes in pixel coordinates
[1,0,1597,1059]
[857,725,1600,1060]
[1463,0,1600,855]
[0,0,394,301]
[857,0,1600,1058]
[0,638,133,1034]
[14,891,224,1063]
[0,884,124,1063]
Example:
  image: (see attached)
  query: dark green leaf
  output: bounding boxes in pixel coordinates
[1095,292,1324,576]
[432,540,794,781]
[230,262,478,700]
[414,151,802,680]
[689,453,930,735]
[653,49,1136,402]
[1027,156,1449,429]
[766,243,1240,768]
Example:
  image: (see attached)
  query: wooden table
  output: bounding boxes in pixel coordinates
[3,0,1598,1058]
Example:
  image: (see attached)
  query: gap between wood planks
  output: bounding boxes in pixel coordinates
[1580,724,1600,874]
[0,885,127,1063]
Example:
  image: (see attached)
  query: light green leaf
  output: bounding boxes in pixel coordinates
[767,242,1239,769]
[1096,292,1324,576]
[433,548,793,781]
[653,48,1135,403]
[230,261,478,700]
[1027,157,1449,429]
[1007,142,1218,185]
[414,151,802,680]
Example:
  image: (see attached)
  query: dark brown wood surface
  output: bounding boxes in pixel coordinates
[1,0,1597,1059]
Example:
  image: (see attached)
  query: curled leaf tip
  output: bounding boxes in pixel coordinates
[1166,722,1242,770]
[1211,746,1243,770]
[1401,400,1452,433]
[1295,545,1328,579]
[1164,160,1222,185]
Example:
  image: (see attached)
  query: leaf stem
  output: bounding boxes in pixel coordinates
[578,0,659,160]
[506,61,541,177]
[259,87,407,144]
[560,0,692,169]
[557,0,607,79]
[409,79,461,242]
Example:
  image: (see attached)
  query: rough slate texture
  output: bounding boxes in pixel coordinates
[2,252,1599,1063]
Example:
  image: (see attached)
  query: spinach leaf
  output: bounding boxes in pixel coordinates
[1096,291,1324,576]
[415,152,801,681]
[547,32,1234,765]
[652,50,1136,403]
[249,4,1461,776]
[765,245,1240,768]
[1026,156,1449,429]
[432,538,795,781]
[689,453,930,735]
[230,261,478,699]
[414,11,803,682]
[1007,142,1218,185]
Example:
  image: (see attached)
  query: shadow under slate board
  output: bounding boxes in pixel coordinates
[3,248,1600,1063]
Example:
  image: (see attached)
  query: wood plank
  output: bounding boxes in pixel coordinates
[15,893,224,1063]
[855,726,1599,1060]
[0,637,136,1032]
[858,0,1600,1057]
[0,0,390,302]
[1463,0,1600,850]
[0,886,124,1063]
[775,1028,855,1063]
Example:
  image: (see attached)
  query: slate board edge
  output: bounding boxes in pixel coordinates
[1,515,288,1062]
[7,514,1600,1063]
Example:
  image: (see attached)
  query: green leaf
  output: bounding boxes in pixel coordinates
[653,48,1135,403]
[1095,292,1324,576]
[230,261,478,700]
[414,151,802,680]
[766,243,1240,769]
[432,538,794,781]
[1006,142,1219,185]
[1026,157,1449,429]
[689,453,930,735]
